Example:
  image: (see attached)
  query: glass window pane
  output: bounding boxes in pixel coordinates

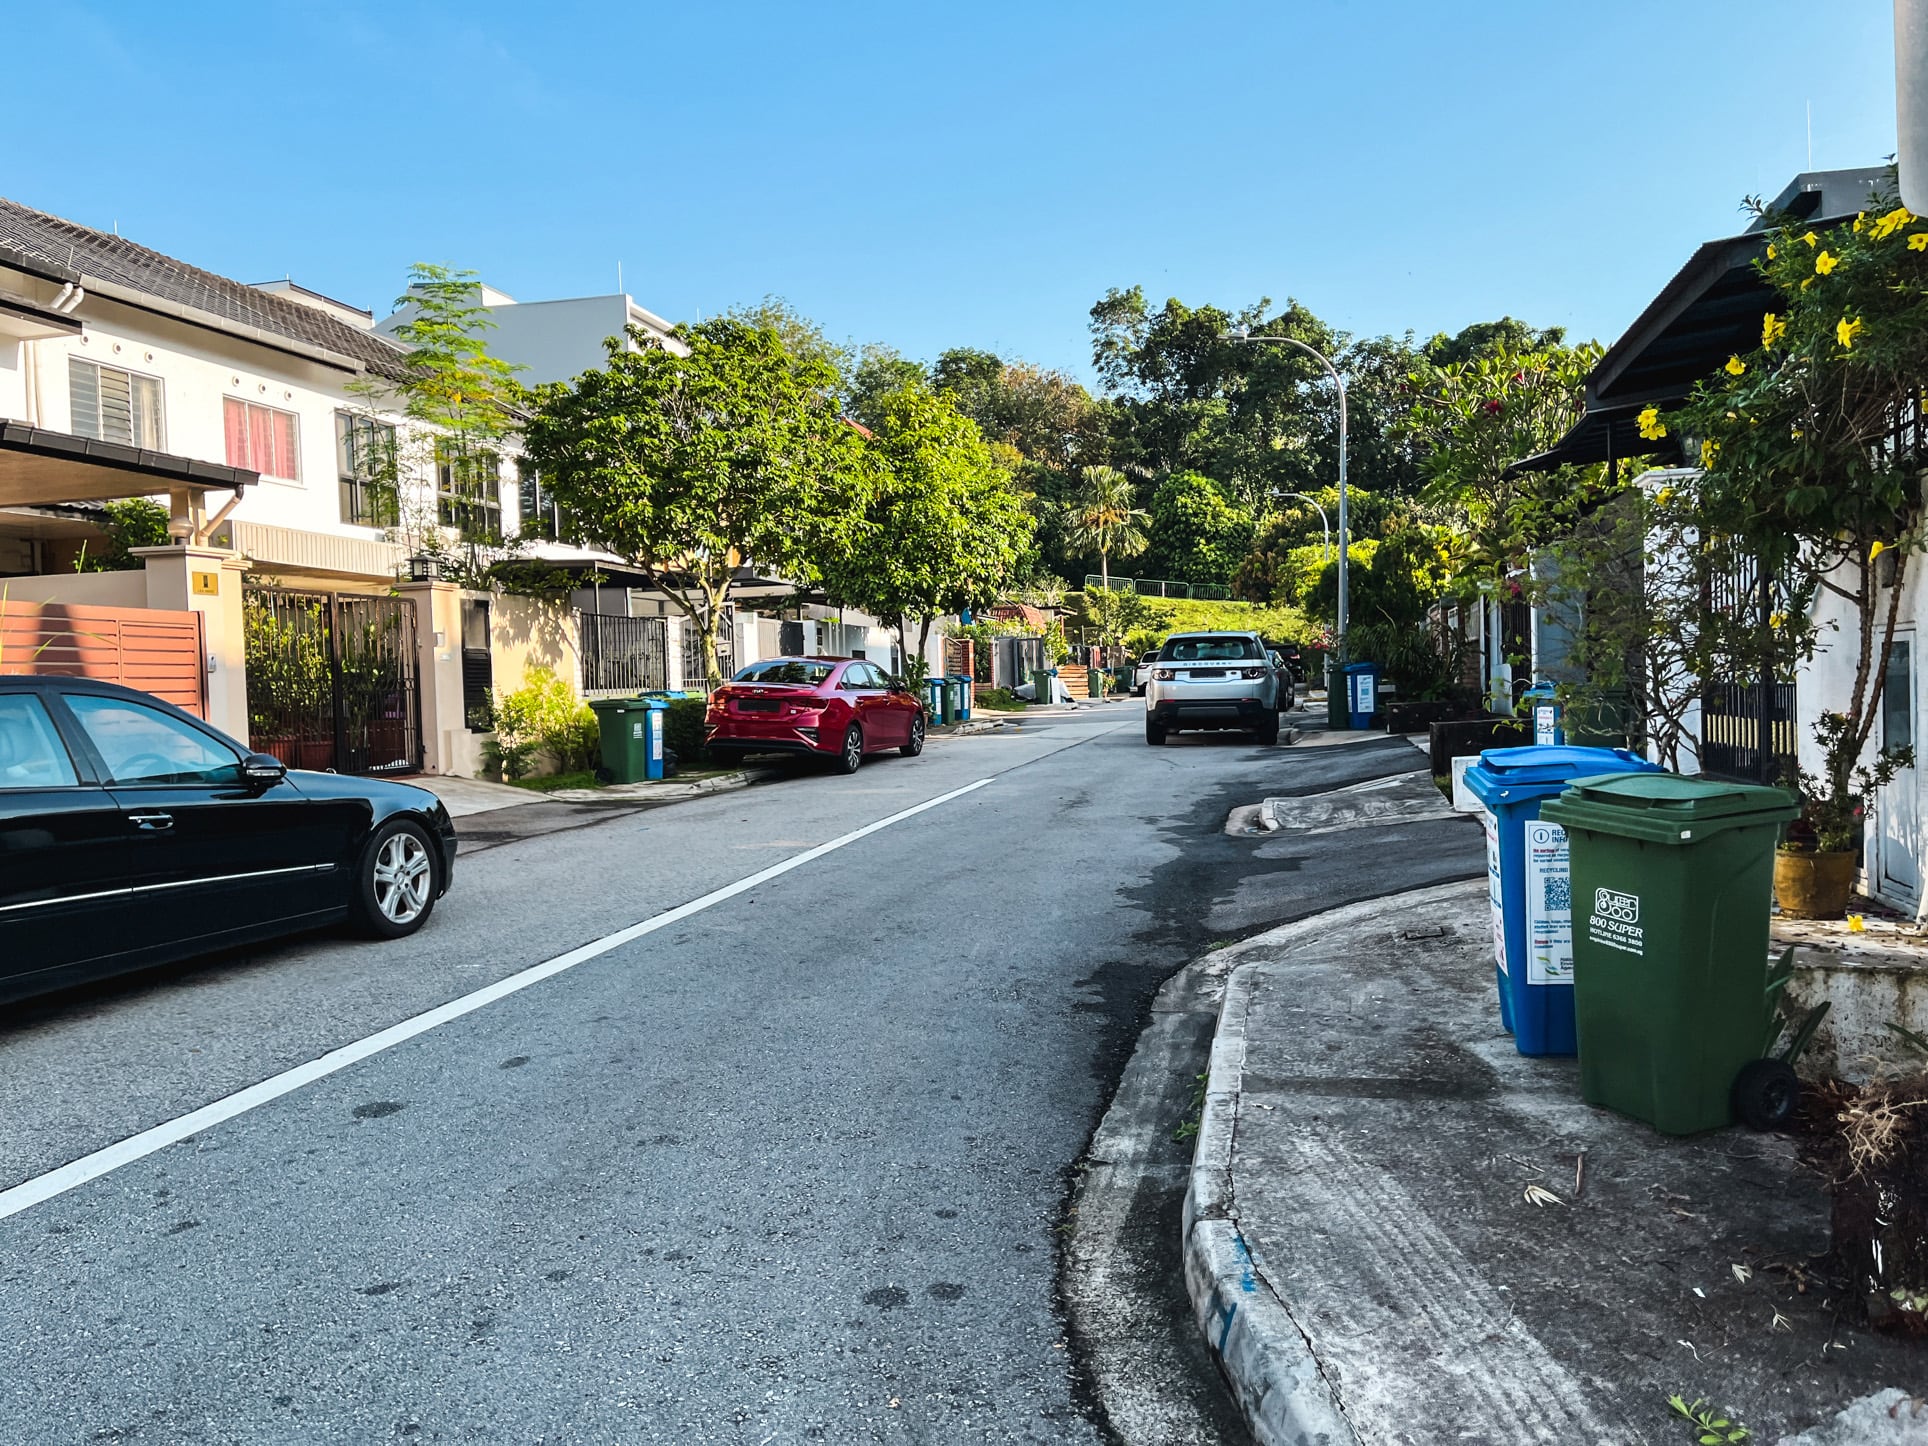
[0,695,80,788]
[1885,641,1914,753]
[65,695,241,785]
[131,374,164,450]
[69,357,101,439]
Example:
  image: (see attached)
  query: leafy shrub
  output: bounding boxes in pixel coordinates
[483,686,541,780]
[487,666,599,778]
[661,696,710,766]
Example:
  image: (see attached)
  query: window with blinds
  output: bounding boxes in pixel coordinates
[69,358,165,449]
[223,398,301,481]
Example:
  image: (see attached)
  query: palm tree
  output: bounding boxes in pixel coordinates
[1068,465,1149,593]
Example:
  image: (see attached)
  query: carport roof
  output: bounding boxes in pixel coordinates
[0,421,254,507]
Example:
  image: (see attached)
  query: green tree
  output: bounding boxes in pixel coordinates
[816,383,1033,686]
[1087,287,1425,513]
[1144,472,1253,585]
[76,498,170,572]
[354,263,524,581]
[1066,465,1149,591]
[846,344,928,430]
[522,318,867,684]
[1422,317,1568,367]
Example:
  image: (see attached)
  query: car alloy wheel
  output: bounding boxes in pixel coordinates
[373,828,434,925]
[900,714,925,758]
[836,723,864,774]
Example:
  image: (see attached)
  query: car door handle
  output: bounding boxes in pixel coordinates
[129,812,175,832]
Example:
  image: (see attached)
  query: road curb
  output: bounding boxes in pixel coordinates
[1181,880,1486,1446]
[545,766,786,807]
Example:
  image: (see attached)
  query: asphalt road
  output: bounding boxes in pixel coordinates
[0,705,1471,1444]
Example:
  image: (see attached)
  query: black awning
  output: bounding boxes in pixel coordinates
[1506,404,1681,477]
[0,420,254,507]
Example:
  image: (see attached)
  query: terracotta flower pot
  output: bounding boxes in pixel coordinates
[1773,849,1857,920]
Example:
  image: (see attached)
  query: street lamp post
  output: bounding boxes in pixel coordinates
[1269,490,1331,560]
[1225,330,1348,668]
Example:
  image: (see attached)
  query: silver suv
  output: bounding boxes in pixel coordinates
[1145,631,1281,745]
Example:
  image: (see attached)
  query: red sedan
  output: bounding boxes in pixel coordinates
[704,657,926,774]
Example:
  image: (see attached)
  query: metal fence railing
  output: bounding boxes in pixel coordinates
[578,612,667,694]
[1084,575,1231,601]
[679,622,736,691]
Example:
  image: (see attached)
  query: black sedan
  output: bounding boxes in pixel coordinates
[0,675,456,1005]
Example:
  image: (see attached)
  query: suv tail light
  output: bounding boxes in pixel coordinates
[1153,667,1176,680]
[1240,667,1268,680]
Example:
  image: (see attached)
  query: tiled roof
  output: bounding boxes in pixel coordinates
[0,198,409,378]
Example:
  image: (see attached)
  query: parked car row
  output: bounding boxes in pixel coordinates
[0,676,457,1005]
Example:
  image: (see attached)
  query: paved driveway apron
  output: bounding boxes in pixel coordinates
[0,717,1443,1444]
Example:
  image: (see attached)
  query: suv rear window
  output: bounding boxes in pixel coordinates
[1164,637,1261,662]
[735,661,835,686]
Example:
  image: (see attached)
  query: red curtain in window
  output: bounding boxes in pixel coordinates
[223,398,249,469]
[271,409,297,480]
[248,405,276,478]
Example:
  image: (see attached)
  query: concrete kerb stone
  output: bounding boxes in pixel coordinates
[1179,880,1488,1446]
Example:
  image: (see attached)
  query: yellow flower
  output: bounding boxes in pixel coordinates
[1854,213,1866,232]
[1848,913,1866,932]
[1874,206,1915,239]
[1871,539,1887,560]
[1838,316,1863,349]
[1815,250,1839,275]
[1724,355,1746,376]
[1656,486,1675,505]
[1912,233,1928,252]
[1700,438,1720,469]
[1802,231,1819,248]
[1769,611,1787,630]
[1762,312,1786,346]
[1766,243,1777,259]
[1636,406,1667,441]
[1801,277,1815,290]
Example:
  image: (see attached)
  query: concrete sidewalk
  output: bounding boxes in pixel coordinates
[1185,881,1925,1445]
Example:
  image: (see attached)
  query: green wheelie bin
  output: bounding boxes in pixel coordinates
[1539,773,1798,1136]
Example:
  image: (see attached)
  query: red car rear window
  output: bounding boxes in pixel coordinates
[733,661,835,686]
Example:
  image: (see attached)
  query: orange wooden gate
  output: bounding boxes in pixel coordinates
[0,600,206,717]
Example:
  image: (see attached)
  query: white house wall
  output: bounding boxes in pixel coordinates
[1799,551,1928,917]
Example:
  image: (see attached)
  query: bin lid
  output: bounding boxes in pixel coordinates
[1344,661,1378,674]
[1539,771,1798,845]
[1464,745,1657,804]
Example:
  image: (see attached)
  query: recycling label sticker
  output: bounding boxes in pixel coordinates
[1483,811,1507,975]
[1521,819,1573,985]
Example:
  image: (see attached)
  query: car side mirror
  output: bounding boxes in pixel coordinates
[242,753,288,788]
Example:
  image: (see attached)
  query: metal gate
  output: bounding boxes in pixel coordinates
[1699,550,1797,785]
[244,588,422,775]
[579,611,667,693]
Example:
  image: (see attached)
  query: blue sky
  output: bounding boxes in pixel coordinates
[8,1,1902,384]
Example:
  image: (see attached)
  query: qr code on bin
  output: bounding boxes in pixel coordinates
[1542,876,1572,913]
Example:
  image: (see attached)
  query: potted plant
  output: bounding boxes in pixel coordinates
[1775,711,1911,919]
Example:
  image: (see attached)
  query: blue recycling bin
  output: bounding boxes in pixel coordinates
[1464,745,1661,1055]
[1523,681,1564,746]
[1344,661,1381,729]
[948,675,973,721]
[925,677,950,725]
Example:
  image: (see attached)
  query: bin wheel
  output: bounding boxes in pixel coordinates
[594,765,614,784]
[1145,718,1167,746]
[1731,1057,1799,1131]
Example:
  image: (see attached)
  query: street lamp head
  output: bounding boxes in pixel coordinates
[1224,326,1251,341]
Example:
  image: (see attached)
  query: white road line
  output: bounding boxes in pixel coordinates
[0,776,997,1223]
